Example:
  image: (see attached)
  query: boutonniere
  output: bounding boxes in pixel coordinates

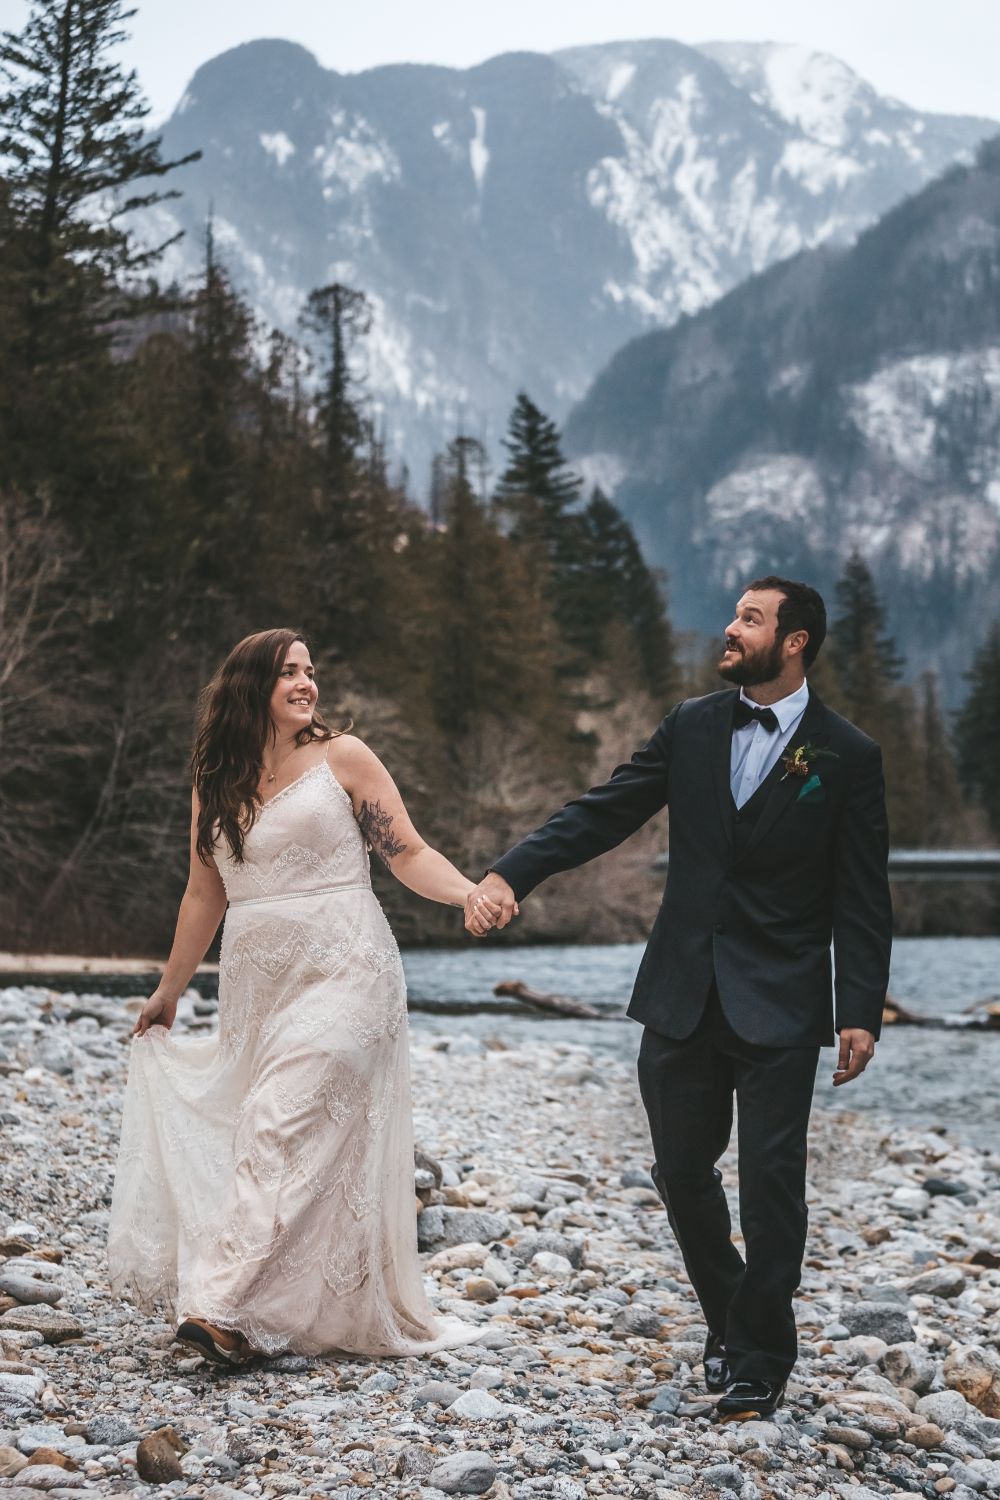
[780,742,839,781]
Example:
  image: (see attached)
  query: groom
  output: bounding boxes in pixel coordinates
[466,576,892,1419]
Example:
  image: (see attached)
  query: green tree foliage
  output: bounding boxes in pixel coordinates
[0,0,197,483]
[495,390,583,547]
[494,395,678,703]
[0,2,988,951]
[300,282,371,490]
[570,488,679,701]
[431,437,571,746]
[830,551,904,689]
[827,552,918,843]
[956,621,1000,837]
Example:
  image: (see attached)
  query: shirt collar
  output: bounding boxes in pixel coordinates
[739,678,809,733]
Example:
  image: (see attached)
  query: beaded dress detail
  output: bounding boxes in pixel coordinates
[108,760,477,1356]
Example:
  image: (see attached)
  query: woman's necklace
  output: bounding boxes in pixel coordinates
[263,743,299,785]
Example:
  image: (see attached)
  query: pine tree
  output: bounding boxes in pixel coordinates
[828,552,914,841]
[917,673,970,845]
[432,436,573,746]
[570,488,679,700]
[955,621,1000,836]
[830,551,904,687]
[300,282,371,492]
[494,391,582,556]
[186,219,257,578]
[0,0,198,430]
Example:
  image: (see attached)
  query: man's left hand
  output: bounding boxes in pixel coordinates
[833,1028,876,1086]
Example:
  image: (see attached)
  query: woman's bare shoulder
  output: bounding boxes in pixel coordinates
[324,732,380,778]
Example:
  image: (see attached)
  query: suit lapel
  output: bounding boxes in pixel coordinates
[711,692,738,850]
[735,691,829,862]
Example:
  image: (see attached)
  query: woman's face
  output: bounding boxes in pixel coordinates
[270,640,318,737]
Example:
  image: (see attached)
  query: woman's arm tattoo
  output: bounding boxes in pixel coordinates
[359,799,408,865]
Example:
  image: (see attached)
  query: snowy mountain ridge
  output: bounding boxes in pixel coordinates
[138,36,996,482]
[562,138,1000,695]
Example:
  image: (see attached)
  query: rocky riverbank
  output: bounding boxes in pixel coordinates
[0,984,998,1499]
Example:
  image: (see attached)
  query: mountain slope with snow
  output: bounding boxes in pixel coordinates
[139,36,996,483]
[564,137,1000,694]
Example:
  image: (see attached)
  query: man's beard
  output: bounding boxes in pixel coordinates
[718,636,785,687]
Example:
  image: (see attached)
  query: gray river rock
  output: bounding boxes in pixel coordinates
[0,980,998,1498]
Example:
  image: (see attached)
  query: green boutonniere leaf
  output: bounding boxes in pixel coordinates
[780,742,839,782]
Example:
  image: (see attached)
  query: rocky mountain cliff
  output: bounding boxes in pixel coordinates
[564,137,1000,698]
[139,37,995,484]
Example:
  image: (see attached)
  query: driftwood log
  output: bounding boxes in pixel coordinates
[493,981,603,1019]
[882,995,1000,1030]
[494,984,999,1030]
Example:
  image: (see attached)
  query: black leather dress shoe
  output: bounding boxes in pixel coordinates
[703,1331,730,1393]
[716,1378,786,1421]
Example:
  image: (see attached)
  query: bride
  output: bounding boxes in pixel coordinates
[108,628,497,1363]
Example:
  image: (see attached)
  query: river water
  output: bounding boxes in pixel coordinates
[402,937,1000,1148]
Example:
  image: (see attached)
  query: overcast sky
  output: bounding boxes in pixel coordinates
[1,0,998,126]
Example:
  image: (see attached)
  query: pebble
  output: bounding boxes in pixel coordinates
[463,1276,499,1303]
[428,1449,496,1494]
[0,982,997,1500]
[81,1415,138,1447]
[0,1276,61,1310]
[881,1340,937,1394]
[944,1346,1000,1417]
[908,1267,968,1298]
[446,1389,513,1420]
[412,1380,462,1408]
[842,1301,914,1344]
[0,1309,82,1345]
[530,1252,573,1279]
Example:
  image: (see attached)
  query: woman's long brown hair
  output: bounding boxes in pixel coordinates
[192,628,346,864]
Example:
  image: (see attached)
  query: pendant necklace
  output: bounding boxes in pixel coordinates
[264,743,299,785]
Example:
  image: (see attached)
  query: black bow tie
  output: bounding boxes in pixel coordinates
[733,700,779,733]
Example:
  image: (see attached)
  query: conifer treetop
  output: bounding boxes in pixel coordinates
[0,0,199,275]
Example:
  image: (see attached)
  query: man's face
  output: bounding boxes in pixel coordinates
[718,590,787,686]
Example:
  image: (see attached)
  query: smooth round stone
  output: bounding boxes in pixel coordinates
[0,1445,27,1477]
[907,1267,967,1298]
[464,1277,499,1304]
[412,1380,462,1409]
[916,1389,979,1428]
[530,1252,573,1279]
[890,1186,932,1216]
[427,1449,496,1495]
[447,1389,512,1421]
[0,1273,62,1308]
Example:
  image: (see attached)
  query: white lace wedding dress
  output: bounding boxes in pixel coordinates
[108,759,477,1357]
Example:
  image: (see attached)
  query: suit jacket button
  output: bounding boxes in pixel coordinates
[714,922,725,933]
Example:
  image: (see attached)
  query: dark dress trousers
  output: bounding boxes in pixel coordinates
[491,687,892,1381]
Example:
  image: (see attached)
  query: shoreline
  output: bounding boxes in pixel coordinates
[0,953,218,976]
[0,984,998,1496]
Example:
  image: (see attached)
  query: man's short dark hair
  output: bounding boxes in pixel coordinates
[745,576,827,669]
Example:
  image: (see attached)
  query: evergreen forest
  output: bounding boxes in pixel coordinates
[1,1,997,955]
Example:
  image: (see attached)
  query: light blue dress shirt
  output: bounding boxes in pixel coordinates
[730,679,810,810]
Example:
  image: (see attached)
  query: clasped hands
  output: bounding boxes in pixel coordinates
[464,873,518,937]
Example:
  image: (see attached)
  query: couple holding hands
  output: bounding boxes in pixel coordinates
[109,574,890,1422]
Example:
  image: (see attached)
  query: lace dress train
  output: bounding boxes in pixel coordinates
[107,760,477,1357]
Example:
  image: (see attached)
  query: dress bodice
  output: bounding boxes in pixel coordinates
[213,761,371,906]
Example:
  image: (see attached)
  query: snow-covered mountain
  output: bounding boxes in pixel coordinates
[563,137,1000,697]
[140,37,995,483]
